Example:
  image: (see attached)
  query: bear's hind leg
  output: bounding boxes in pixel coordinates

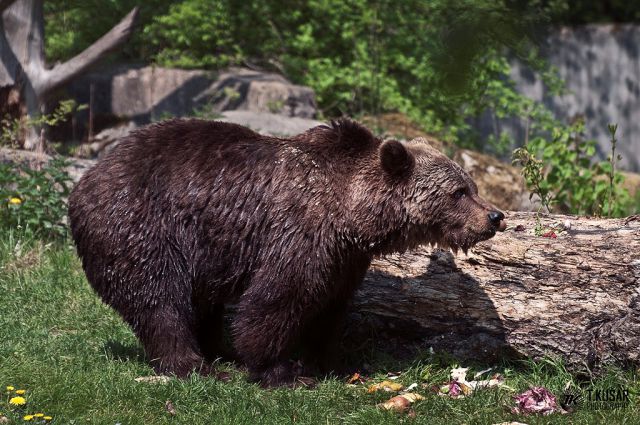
[232,296,313,388]
[136,306,212,378]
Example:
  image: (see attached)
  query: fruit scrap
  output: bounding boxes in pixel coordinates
[377,393,424,412]
[511,386,566,415]
[368,380,403,393]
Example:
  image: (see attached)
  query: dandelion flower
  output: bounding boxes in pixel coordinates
[15,390,26,395]
[34,413,44,417]
[23,414,34,421]
[6,386,15,391]
[9,396,26,405]
[9,197,22,205]
[44,417,52,421]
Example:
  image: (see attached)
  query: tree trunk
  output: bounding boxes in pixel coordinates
[0,0,138,148]
[349,211,640,370]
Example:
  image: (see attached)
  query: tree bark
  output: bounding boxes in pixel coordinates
[350,211,640,370]
[0,0,138,149]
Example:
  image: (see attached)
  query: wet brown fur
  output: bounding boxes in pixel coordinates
[68,118,503,387]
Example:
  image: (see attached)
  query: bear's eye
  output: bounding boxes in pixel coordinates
[453,188,466,200]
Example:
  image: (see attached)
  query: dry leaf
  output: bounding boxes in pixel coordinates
[368,380,403,393]
[165,400,176,416]
[347,372,366,385]
[0,416,9,424]
[377,393,424,412]
[134,375,171,384]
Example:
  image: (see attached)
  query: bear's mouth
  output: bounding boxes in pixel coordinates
[432,227,497,255]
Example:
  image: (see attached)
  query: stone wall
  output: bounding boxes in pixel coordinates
[475,24,640,172]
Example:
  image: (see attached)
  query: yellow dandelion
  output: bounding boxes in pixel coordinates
[9,197,22,205]
[23,414,34,421]
[6,386,15,391]
[34,413,44,417]
[9,396,26,405]
[15,389,26,395]
[44,417,52,421]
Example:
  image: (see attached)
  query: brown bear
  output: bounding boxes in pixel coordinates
[68,118,505,387]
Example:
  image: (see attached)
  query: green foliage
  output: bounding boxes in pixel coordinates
[44,0,173,63]
[46,0,554,147]
[41,1,636,218]
[143,1,239,68]
[513,121,630,217]
[0,158,73,240]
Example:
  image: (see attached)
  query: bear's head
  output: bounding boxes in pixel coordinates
[378,137,506,254]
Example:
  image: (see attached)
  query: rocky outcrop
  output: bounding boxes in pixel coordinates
[66,65,318,138]
[194,68,317,119]
[219,111,322,137]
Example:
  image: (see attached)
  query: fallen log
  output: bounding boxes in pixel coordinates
[350,211,640,369]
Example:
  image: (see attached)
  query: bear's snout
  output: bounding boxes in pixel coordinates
[488,210,506,232]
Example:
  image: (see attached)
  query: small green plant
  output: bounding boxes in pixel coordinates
[191,103,223,120]
[513,121,630,217]
[266,99,284,114]
[0,157,72,240]
[512,147,554,214]
[606,124,621,218]
[0,115,23,148]
[222,86,241,102]
[0,99,86,148]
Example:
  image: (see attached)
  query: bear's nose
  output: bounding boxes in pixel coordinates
[488,210,504,225]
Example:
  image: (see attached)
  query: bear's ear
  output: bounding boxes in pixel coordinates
[380,140,414,176]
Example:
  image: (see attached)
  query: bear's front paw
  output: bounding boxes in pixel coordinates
[252,361,317,389]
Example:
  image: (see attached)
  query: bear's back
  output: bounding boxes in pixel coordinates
[68,119,365,289]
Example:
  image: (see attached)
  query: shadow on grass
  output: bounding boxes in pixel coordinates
[104,340,146,363]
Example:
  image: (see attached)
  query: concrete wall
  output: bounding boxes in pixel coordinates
[478,24,640,172]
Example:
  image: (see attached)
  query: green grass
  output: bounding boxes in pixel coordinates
[1,234,639,424]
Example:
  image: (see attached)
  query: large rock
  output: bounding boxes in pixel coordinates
[76,112,323,158]
[195,68,317,119]
[66,65,318,137]
[219,111,322,137]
